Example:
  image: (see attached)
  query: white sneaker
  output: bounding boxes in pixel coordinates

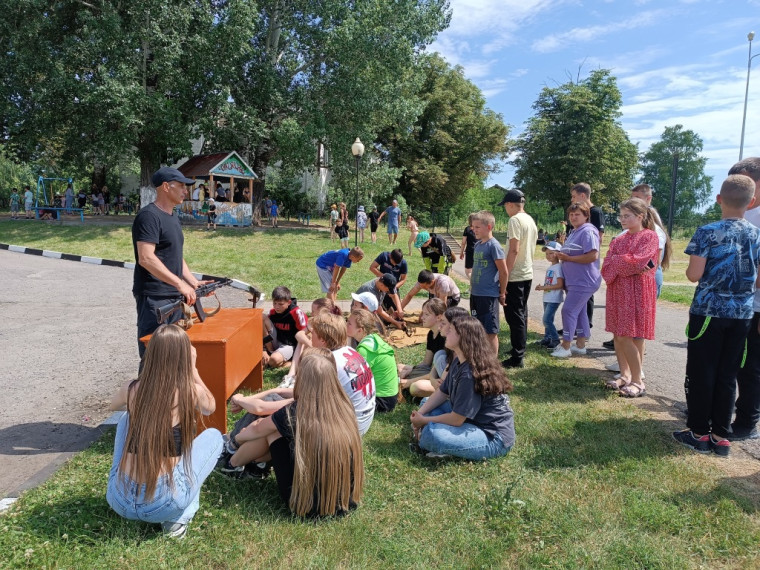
[606,361,620,372]
[278,375,295,389]
[551,346,572,358]
[570,344,587,355]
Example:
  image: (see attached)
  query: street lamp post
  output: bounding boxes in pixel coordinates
[739,31,760,160]
[351,138,365,247]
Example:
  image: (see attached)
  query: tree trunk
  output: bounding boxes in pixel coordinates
[139,152,160,207]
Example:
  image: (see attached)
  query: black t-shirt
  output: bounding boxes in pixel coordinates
[268,303,308,346]
[132,203,185,296]
[463,227,477,253]
[421,234,447,262]
[426,329,446,354]
[272,401,297,441]
[368,211,380,228]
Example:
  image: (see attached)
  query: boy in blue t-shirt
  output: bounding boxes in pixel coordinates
[673,175,760,458]
[469,210,508,353]
[316,247,364,302]
[535,242,564,349]
[270,200,279,228]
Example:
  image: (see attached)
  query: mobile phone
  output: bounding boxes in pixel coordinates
[646,259,655,269]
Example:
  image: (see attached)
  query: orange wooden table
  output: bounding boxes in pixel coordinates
[141,308,263,433]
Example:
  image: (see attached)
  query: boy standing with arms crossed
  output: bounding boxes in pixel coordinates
[469,210,508,353]
[673,175,760,457]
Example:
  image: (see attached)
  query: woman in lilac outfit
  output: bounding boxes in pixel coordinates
[551,202,602,358]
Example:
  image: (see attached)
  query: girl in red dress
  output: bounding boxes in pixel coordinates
[601,198,659,397]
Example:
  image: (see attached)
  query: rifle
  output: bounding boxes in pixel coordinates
[156,278,232,327]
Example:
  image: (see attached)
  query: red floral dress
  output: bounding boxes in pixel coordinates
[601,229,659,339]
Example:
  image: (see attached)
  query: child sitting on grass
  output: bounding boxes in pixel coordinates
[220,348,365,517]
[263,286,308,370]
[410,313,515,460]
[398,298,448,401]
[673,175,760,458]
[347,308,399,413]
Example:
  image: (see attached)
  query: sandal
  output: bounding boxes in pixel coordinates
[619,383,646,398]
[605,377,628,390]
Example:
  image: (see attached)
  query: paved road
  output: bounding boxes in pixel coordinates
[2,244,757,501]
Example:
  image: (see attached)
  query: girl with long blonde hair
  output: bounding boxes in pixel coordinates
[411,314,515,460]
[226,348,365,516]
[106,325,220,538]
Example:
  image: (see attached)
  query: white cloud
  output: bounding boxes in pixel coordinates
[531,9,670,53]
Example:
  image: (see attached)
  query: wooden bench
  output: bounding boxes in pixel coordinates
[141,308,263,433]
[34,207,85,222]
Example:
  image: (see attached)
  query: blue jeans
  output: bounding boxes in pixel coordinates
[418,401,510,460]
[542,301,560,342]
[106,414,223,525]
[655,266,663,298]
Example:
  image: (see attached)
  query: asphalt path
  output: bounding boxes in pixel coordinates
[2,244,757,502]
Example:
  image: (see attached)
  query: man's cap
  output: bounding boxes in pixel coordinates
[380,273,397,289]
[413,231,430,248]
[351,292,378,312]
[358,205,365,211]
[542,241,561,252]
[497,188,525,205]
[151,167,194,187]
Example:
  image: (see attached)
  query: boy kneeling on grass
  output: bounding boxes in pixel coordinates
[262,286,308,370]
[673,174,760,458]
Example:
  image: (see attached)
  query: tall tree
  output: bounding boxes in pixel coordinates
[639,125,713,224]
[1,0,257,198]
[377,53,510,212]
[204,0,451,222]
[511,69,638,206]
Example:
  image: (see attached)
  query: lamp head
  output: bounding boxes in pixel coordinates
[749,31,756,42]
[351,137,365,158]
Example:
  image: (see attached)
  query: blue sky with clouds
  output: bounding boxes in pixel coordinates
[431,0,760,205]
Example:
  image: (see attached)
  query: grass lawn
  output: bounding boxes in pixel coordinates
[3,222,759,567]
[3,338,760,568]
[0,220,438,302]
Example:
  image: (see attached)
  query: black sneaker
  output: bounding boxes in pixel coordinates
[709,435,730,457]
[409,441,426,456]
[602,339,615,350]
[244,461,272,479]
[218,457,246,478]
[728,424,760,441]
[544,340,560,350]
[501,357,524,369]
[672,429,710,453]
[216,449,233,470]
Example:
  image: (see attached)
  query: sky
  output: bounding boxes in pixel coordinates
[430,0,760,206]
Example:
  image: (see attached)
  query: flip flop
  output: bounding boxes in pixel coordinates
[619,383,646,398]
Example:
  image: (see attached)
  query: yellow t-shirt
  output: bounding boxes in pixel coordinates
[507,211,538,282]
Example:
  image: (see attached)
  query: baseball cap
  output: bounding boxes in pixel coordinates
[542,241,561,252]
[380,273,397,289]
[413,231,431,249]
[351,292,378,312]
[497,188,525,205]
[151,167,194,187]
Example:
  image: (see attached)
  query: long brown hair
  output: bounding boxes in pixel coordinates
[450,316,512,396]
[619,197,672,269]
[120,325,198,500]
[289,349,364,517]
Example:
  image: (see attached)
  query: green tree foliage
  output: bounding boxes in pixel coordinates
[638,125,713,224]
[512,69,638,207]
[377,53,510,212]
[2,0,257,193]
[204,0,451,221]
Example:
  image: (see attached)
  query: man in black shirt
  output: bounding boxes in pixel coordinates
[569,182,604,330]
[132,167,207,358]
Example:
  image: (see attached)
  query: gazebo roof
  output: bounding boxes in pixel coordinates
[178,151,258,180]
